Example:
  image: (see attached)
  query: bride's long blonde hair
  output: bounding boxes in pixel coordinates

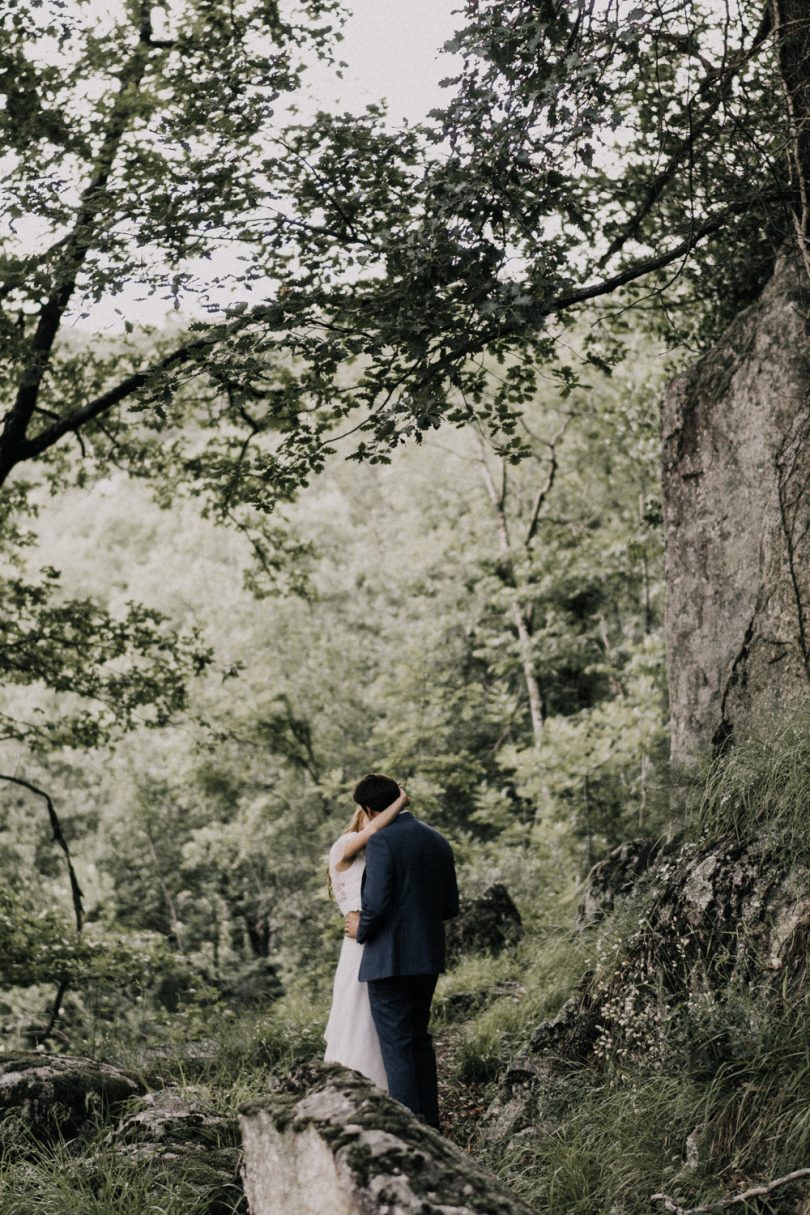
[325,806,368,901]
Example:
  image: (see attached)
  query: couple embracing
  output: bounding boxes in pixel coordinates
[324,773,459,1130]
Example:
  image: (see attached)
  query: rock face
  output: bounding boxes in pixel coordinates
[240,1064,536,1215]
[445,884,523,963]
[483,834,810,1145]
[662,247,810,765]
[0,1053,142,1142]
[109,1089,244,1215]
[578,837,663,923]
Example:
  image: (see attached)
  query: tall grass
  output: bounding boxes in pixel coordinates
[481,986,810,1214]
[437,924,591,1084]
[106,989,328,1098]
[697,706,810,856]
[468,704,810,1214]
[0,1135,241,1215]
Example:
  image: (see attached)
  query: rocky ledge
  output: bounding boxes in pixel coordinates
[239,1063,535,1215]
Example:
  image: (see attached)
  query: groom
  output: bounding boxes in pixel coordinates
[344,772,459,1130]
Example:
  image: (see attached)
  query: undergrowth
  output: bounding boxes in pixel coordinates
[5,716,810,1214]
[475,985,810,1214]
[0,1134,242,1215]
[697,706,810,857]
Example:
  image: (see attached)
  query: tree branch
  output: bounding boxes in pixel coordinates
[551,197,774,313]
[0,3,158,478]
[0,774,84,931]
[651,1166,810,1214]
[7,301,287,476]
[525,419,569,546]
[599,6,773,266]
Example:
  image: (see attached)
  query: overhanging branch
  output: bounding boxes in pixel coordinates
[13,300,287,470]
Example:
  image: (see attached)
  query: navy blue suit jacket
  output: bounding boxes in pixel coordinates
[356,812,459,981]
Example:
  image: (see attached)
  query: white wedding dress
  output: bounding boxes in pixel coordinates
[323,833,388,1090]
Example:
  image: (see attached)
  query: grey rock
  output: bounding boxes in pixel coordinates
[578,837,664,923]
[108,1088,244,1215]
[239,1064,536,1215]
[662,246,810,765]
[0,1052,142,1143]
[482,835,810,1145]
[445,884,523,963]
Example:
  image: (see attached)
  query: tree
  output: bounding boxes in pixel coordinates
[2,1,797,505]
[3,0,807,751]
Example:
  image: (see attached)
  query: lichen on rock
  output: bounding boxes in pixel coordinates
[0,1052,142,1144]
[239,1063,536,1215]
[107,1087,244,1215]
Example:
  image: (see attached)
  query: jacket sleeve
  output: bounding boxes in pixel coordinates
[357,833,394,944]
[443,845,460,920]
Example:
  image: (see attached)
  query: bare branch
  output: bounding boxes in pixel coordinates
[0,774,84,931]
[651,1167,810,1215]
[525,418,570,546]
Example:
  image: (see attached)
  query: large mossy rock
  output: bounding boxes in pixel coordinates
[484,835,810,1144]
[0,1052,142,1143]
[662,247,810,765]
[109,1088,244,1215]
[445,884,523,963]
[239,1063,535,1215]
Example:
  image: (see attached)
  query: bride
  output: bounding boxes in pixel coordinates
[324,783,409,1088]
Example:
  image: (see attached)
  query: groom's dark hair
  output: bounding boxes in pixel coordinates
[353,773,400,814]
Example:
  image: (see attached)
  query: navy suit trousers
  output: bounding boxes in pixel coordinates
[367,974,439,1129]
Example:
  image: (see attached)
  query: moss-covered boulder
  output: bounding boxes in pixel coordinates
[108,1088,244,1214]
[0,1052,142,1144]
[445,884,523,963]
[239,1063,535,1215]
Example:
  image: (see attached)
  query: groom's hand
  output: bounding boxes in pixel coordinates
[344,911,360,939]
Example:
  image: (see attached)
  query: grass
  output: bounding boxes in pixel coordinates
[447,927,591,1085]
[0,1134,242,1215]
[473,985,810,1214]
[697,705,810,857]
[7,712,810,1214]
[101,988,329,1100]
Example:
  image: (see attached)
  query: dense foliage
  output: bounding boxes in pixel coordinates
[0,346,667,1035]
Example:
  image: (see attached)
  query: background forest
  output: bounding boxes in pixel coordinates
[2,0,810,1212]
[1,338,668,1040]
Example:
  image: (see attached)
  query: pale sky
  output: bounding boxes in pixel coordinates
[304,0,462,122]
[71,0,463,331]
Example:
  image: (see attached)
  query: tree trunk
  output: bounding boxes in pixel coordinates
[773,0,810,279]
[477,448,545,749]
